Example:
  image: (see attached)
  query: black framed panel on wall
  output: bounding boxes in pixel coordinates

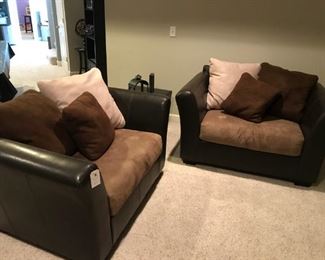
[84,0,107,83]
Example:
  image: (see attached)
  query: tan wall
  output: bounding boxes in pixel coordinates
[105,0,325,114]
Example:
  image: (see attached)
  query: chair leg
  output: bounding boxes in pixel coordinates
[182,159,196,165]
[294,181,312,187]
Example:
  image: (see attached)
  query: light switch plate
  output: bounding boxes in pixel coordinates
[169,26,176,37]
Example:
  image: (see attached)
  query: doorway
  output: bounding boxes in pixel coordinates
[16,0,34,40]
[3,0,67,68]
[3,0,70,92]
[2,0,84,87]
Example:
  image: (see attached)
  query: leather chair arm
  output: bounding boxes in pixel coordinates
[300,84,325,136]
[109,87,171,156]
[175,67,209,162]
[0,138,97,186]
[0,139,112,259]
[297,84,325,185]
[304,113,325,152]
[296,114,325,185]
[176,68,209,139]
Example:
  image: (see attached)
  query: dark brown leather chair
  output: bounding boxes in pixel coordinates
[0,88,171,259]
[176,65,325,186]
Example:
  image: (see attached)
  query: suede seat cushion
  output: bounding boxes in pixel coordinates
[200,110,304,156]
[37,68,125,128]
[62,92,115,160]
[0,90,75,154]
[258,63,318,122]
[87,129,162,216]
[221,73,280,123]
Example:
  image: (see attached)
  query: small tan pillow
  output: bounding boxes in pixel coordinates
[207,57,261,109]
[38,68,125,128]
[0,90,76,154]
[221,73,281,123]
[62,92,115,160]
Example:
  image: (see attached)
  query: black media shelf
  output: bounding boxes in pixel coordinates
[83,0,107,83]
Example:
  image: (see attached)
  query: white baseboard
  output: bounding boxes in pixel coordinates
[169,113,179,121]
[169,113,179,118]
[70,71,79,76]
[62,60,69,72]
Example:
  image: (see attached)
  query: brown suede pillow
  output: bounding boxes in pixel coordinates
[221,73,281,123]
[0,90,76,154]
[258,62,318,122]
[62,92,115,160]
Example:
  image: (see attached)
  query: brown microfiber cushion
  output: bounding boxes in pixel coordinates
[0,90,75,154]
[258,62,318,122]
[62,92,115,160]
[221,73,281,123]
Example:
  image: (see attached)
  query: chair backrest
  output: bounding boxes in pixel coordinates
[0,73,17,102]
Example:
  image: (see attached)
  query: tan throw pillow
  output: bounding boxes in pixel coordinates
[0,90,76,154]
[37,68,125,128]
[62,92,115,160]
[258,63,318,122]
[207,57,261,109]
[221,73,281,123]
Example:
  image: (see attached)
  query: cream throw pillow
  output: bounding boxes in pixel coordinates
[207,58,261,109]
[37,68,125,128]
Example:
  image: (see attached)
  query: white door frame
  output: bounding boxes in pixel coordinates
[46,0,62,64]
[55,0,69,71]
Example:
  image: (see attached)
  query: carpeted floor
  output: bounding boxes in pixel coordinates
[1,45,325,259]
[9,39,68,94]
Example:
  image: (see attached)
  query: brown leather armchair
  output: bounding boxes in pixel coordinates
[176,66,325,186]
[0,88,171,259]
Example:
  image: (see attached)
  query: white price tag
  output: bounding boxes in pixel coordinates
[90,169,101,189]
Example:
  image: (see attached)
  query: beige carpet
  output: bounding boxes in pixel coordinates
[1,50,325,259]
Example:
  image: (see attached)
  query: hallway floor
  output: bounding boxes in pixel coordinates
[10,38,68,93]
